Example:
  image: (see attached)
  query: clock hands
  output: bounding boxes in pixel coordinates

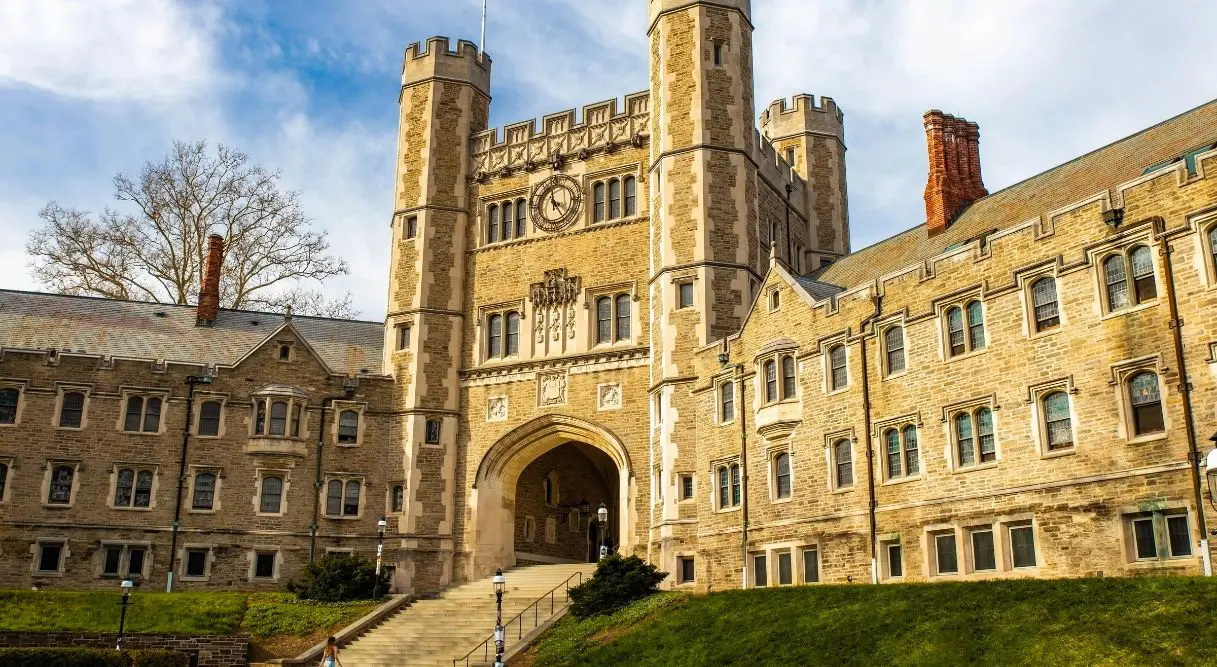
[549,192,563,213]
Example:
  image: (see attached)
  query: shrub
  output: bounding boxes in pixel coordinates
[568,554,667,620]
[287,553,391,602]
[0,648,188,667]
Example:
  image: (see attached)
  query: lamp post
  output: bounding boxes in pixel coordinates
[493,568,506,667]
[116,579,134,650]
[167,373,212,592]
[597,503,609,560]
[373,517,387,601]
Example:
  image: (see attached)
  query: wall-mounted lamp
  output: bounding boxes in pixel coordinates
[1103,207,1124,231]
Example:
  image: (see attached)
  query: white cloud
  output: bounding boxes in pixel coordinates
[0,0,222,102]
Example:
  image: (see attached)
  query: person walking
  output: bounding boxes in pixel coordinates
[320,636,343,667]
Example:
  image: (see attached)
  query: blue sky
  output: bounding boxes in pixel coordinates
[1,0,1214,319]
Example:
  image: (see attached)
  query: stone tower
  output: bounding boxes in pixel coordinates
[384,37,490,590]
[647,0,759,571]
[761,94,850,263]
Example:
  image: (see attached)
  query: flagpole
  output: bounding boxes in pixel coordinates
[480,0,487,55]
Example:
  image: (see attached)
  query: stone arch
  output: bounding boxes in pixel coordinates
[468,414,635,579]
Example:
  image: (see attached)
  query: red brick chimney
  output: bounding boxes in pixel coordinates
[196,234,224,326]
[924,110,987,236]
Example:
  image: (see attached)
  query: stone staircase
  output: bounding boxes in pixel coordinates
[340,562,595,667]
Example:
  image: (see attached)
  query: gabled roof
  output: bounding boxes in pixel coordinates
[815,98,1217,290]
[0,290,384,376]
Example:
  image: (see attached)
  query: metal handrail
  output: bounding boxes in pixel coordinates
[453,569,585,667]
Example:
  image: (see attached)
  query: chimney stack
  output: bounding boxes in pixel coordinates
[923,110,987,236]
[196,234,224,327]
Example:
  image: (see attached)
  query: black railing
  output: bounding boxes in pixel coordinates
[452,570,585,667]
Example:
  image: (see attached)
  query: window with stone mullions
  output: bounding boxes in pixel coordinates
[1030,278,1060,331]
[884,425,919,479]
[955,408,995,467]
[114,469,154,508]
[595,294,631,345]
[124,396,162,433]
[971,529,996,571]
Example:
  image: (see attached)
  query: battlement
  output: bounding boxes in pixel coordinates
[472,92,650,177]
[648,0,751,25]
[753,131,808,210]
[402,36,491,95]
[759,94,844,143]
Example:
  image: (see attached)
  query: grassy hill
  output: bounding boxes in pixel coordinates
[521,577,1217,666]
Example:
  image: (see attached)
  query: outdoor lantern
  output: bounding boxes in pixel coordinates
[377,518,387,532]
[493,568,505,596]
[121,579,134,593]
[597,503,608,526]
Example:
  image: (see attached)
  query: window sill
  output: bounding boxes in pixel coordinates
[254,512,286,518]
[111,506,154,512]
[193,434,222,440]
[825,387,849,397]
[830,486,855,495]
[54,426,85,432]
[188,509,217,515]
[1128,432,1169,445]
[1041,447,1076,460]
[1027,326,1062,341]
[771,496,792,505]
[945,348,989,364]
[1128,558,1194,569]
[42,503,75,509]
[335,442,360,448]
[718,419,736,428]
[952,461,999,475]
[881,370,909,382]
[120,430,164,437]
[715,506,742,514]
[1101,300,1159,321]
[179,575,211,582]
[0,423,18,428]
[881,475,924,487]
[323,515,362,521]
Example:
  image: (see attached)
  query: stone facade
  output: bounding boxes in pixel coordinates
[0,632,248,667]
[2,0,1216,600]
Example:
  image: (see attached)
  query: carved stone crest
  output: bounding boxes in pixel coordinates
[538,372,567,407]
[598,383,622,411]
[487,396,508,422]
[530,268,581,308]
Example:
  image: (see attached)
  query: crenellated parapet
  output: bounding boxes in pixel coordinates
[472,92,649,179]
[753,129,808,202]
[402,36,491,96]
[760,94,845,143]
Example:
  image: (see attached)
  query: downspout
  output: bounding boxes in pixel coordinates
[737,362,749,589]
[166,378,199,592]
[1158,228,1211,575]
[859,293,882,584]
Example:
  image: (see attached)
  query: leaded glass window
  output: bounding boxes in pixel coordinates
[615,294,631,341]
[947,306,965,356]
[1104,254,1130,311]
[966,301,985,351]
[834,440,853,488]
[260,476,283,514]
[977,408,996,462]
[1129,245,1157,303]
[0,388,17,424]
[775,453,791,499]
[1129,372,1164,435]
[884,326,905,374]
[764,360,777,403]
[48,465,73,504]
[596,297,612,344]
[830,345,847,390]
[1031,278,1060,331]
[1044,392,1073,450]
[192,473,215,510]
[956,413,975,466]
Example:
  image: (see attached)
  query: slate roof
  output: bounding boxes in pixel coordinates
[793,275,846,302]
[815,98,1217,290]
[0,290,385,376]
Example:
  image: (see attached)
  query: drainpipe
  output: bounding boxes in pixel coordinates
[1158,229,1211,575]
[309,381,357,565]
[737,362,750,589]
[858,293,882,584]
[166,374,211,592]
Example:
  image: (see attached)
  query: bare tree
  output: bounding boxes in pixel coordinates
[27,140,356,318]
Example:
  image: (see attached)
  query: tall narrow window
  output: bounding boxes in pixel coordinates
[1133,517,1157,559]
[1043,392,1073,450]
[971,529,996,571]
[615,294,631,341]
[425,418,441,444]
[903,425,920,475]
[501,201,514,241]
[596,297,612,344]
[1166,514,1191,557]
[115,469,134,507]
[717,466,729,509]
[337,410,359,444]
[1010,525,1037,568]
[1129,245,1157,303]
[198,401,221,436]
[764,360,778,403]
[593,182,605,222]
[781,356,796,399]
[515,198,526,238]
[1210,227,1217,277]
[123,396,144,432]
[192,473,215,510]
[977,408,995,463]
[754,554,767,587]
[392,484,405,513]
[886,544,903,578]
[730,463,741,506]
[946,307,965,357]
[134,471,153,508]
[834,440,853,488]
[1030,278,1060,331]
[720,382,735,422]
[885,429,901,479]
[48,465,74,504]
[1104,255,1130,311]
[966,301,985,351]
[774,453,791,499]
[344,480,361,516]
[956,412,975,466]
[291,404,302,438]
[0,388,17,424]
[487,204,499,243]
[712,42,722,65]
[623,176,636,217]
[487,314,503,359]
[506,312,520,356]
[803,548,820,583]
[1129,372,1164,435]
[326,480,342,516]
[0,462,8,501]
[269,401,288,436]
[678,282,694,309]
[885,326,905,374]
[255,401,266,435]
[405,215,417,239]
[935,533,959,574]
[829,345,847,390]
[59,391,84,428]
[608,178,621,219]
[260,476,283,514]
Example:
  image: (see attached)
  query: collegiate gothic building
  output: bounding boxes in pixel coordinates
[2,0,1217,593]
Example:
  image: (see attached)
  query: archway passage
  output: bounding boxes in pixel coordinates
[514,442,617,565]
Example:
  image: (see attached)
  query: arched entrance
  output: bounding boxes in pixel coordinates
[469,415,634,580]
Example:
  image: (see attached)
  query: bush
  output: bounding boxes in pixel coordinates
[0,648,188,667]
[568,554,667,620]
[287,553,391,602]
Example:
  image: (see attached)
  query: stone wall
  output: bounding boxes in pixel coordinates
[513,445,614,562]
[0,632,247,667]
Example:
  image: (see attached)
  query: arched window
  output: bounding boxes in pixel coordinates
[885,429,901,479]
[506,312,521,356]
[977,408,995,462]
[593,182,606,222]
[192,473,215,510]
[829,345,848,390]
[955,412,975,466]
[260,476,283,514]
[615,294,631,342]
[833,440,853,488]
[1129,245,1157,303]
[515,198,526,238]
[720,381,734,422]
[623,176,636,217]
[1043,392,1073,450]
[1129,372,1164,435]
[717,466,729,509]
[123,396,144,432]
[902,425,920,476]
[326,479,343,516]
[608,178,621,219]
[501,201,514,240]
[198,400,222,436]
[1030,277,1060,331]
[946,306,965,357]
[344,480,361,515]
[59,391,84,428]
[1104,254,1130,311]
[884,326,905,374]
[764,360,778,403]
[730,463,741,506]
[966,301,985,351]
[0,388,18,424]
[269,401,288,436]
[596,296,612,344]
[134,471,153,508]
[487,204,499,243]
[48,465,74,504]
[775,452,791,499]
[115,469,134,507]
[391,484,405,513]
[337,410,359,444]
[781,356,796,399]
[487,313,503,359]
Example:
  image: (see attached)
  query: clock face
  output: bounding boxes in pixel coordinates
[529,174,583,233]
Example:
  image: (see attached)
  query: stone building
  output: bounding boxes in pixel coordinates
[2,0,1217,594]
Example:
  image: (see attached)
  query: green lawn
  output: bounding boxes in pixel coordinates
[525,577,1217,666]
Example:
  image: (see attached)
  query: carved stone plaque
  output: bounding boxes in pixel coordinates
[538,372,567,407]
[598,383,622,411]
[487,396,508,422]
